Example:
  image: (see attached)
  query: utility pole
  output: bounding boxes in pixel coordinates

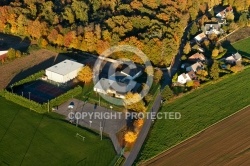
[47,100,49,113]
[99,94,100,106]
[28,92,31,100]
[100,122,103,140]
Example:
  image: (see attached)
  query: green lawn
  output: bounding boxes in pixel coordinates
[137,68,250,163]
[224,37,250,58]
[0,97,116,166]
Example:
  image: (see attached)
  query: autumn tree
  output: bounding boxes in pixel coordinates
[210,60,220,80]
[7,48,16,60]
[134,119,144,129]
[230,65,244,73]
[212,48,219,58]
[72,0,89,22]
[124,131,138,143]
[124,92,146,112]
[153,69,163,83]
[77,66,93,83]
[183,42,191,55]
[186,80,194,87]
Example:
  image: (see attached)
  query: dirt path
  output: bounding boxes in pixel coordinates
[0,49,59,89]
[141,106,250,166]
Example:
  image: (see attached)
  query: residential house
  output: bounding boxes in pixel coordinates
[194,32,207,43]
[216,6,233,19]
[204,23,221,35]
[177,71,197,85]
[177,73,192,84]
[217,18,227,25]
[93,78,137,99]
[225,52,242,64]
[0,50,8,61]
[186,62,204,72]
[188,53,206,62]
[187,70,197,80]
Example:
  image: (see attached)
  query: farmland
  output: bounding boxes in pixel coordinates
[0,97,115,166]
[141,106,250,166]
[230,37,250,58]
[137,68,250,163]
[223,34,250,58]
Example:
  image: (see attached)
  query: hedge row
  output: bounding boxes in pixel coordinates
[1,90,47,113]
[12,70,45,87]
[50,85,82,107]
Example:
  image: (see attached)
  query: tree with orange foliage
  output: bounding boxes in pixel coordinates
[134,119,144,129]
[77,66,93,83]
[124,131,138,143]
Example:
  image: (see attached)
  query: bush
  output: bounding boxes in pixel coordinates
[1,90,47,113]
[12,70,45,87]
[50,86,82,107]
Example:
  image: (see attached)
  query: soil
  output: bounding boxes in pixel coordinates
[221,27,250,44]
[0,49,59,89]
[141,106,250,166]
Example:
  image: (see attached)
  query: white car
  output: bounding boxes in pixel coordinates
[68,102,74,109]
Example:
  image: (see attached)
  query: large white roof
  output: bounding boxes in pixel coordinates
[46,59,83,76]
[0,50,8,56]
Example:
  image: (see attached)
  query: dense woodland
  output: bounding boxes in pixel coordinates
[0,0,249,66]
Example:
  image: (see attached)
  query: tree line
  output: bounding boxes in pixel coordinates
[0,0,249,66]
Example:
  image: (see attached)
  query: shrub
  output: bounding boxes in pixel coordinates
[12,70,45,87]
[1,90,47,113]
[50,85,82,107]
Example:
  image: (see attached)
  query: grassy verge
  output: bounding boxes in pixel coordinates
[0,97,116,165]
[137,67,250,163]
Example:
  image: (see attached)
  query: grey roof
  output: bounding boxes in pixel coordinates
[205,23,220,31]
[94,78,137,94]
[46,59,83,76]
[182,73,187,79]
[119,62,141,77]
[233,52,242,60]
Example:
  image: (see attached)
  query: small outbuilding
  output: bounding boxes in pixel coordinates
[46,59,83,83]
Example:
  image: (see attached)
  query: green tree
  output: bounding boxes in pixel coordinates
[239,13,249,27]
[124,92,146,112]
[161,85,174,101]
[7,48,16,60]
[210,60,220,80]
[183,42,191,55]
[62,6,75,24]
[190,23,198,37]
[154,69,163,83]
[72,0,89,22]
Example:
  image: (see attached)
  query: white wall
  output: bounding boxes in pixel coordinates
[46,68,81,83]
[46,70,64,83]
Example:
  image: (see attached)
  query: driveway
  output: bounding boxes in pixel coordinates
[56,98,126,153]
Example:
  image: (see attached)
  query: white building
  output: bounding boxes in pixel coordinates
[45,59,83,83]
[94,78,137,99]
[177,73,192,84]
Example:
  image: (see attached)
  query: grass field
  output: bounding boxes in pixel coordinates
[0,97,115,166]
[137,68,250,163]
[224,36,250,58]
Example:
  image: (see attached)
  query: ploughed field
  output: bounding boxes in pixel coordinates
[137,68,250,163]
[142,106,250,166]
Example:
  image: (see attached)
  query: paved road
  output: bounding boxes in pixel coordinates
[124,94,162,166]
